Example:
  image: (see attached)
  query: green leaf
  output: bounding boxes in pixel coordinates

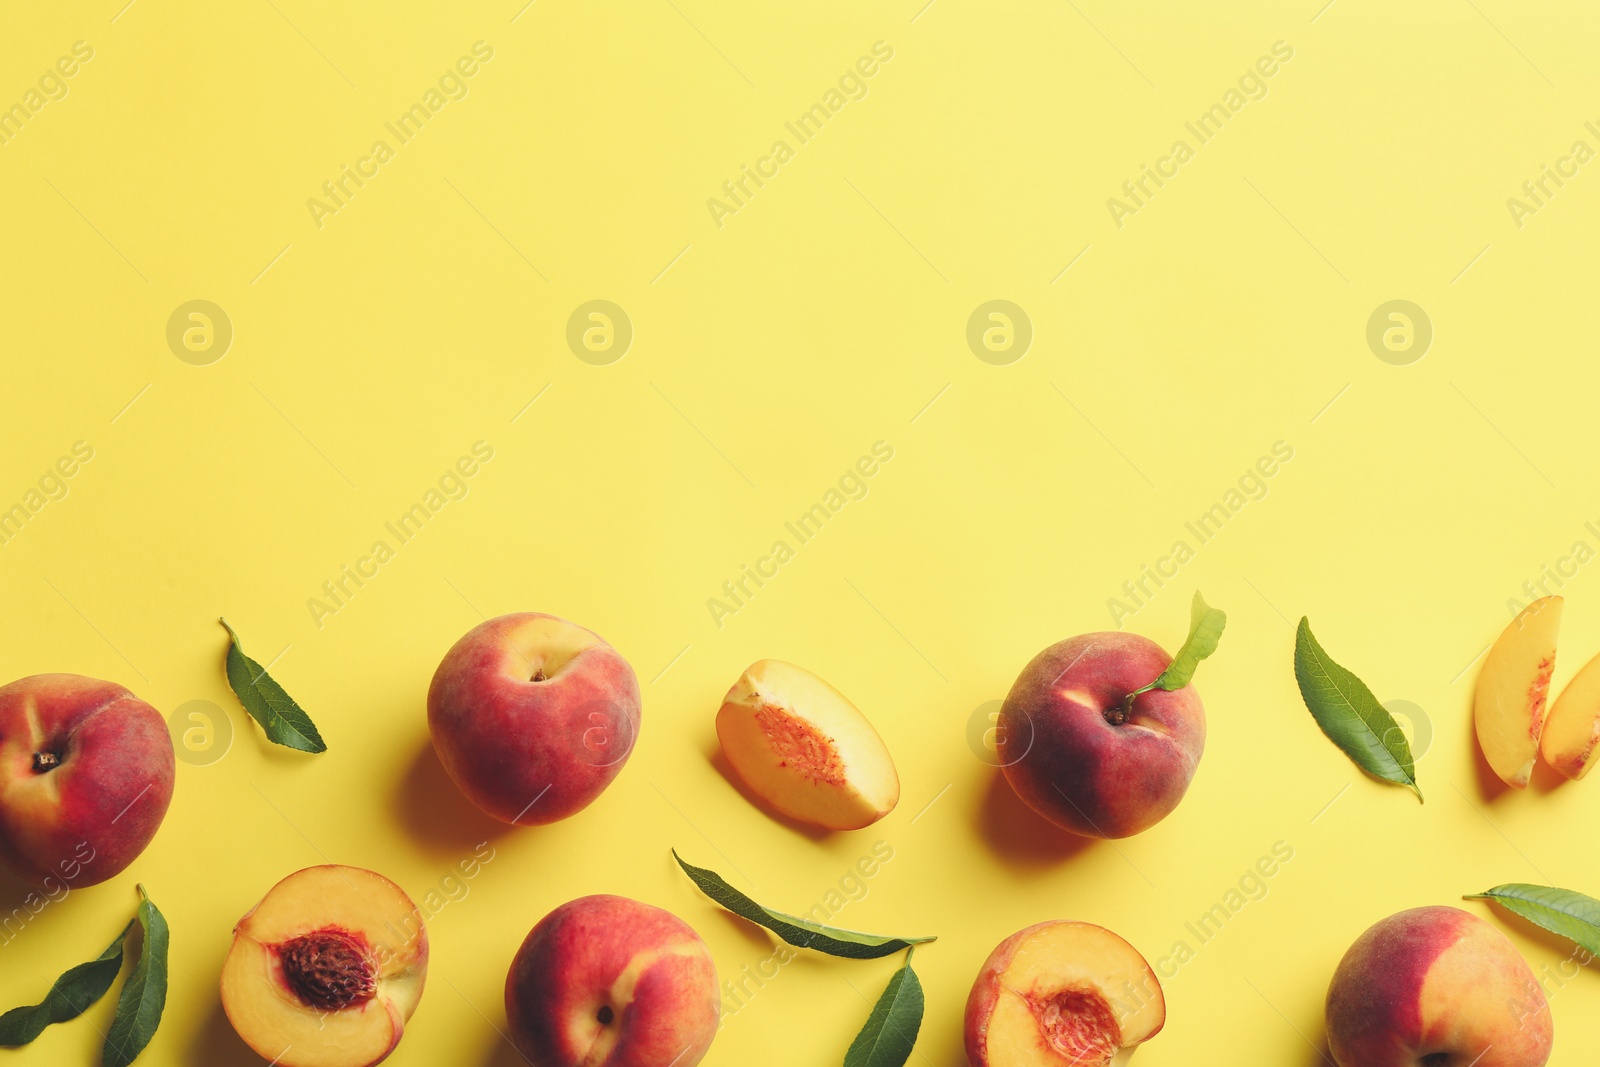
[844,952,924,1067]
[1467,883,1600,956]
[672,851,935,960]
[1119,592,1227,717]
[0,920,133,1047]
[1294,617,1421,801]
[1154,591,1227,691]
[103,886,168,1067]
[220,618,327,753]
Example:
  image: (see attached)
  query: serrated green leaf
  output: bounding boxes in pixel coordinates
[1155,591,1227,691]
[1467,883,1600,956]
[844,952,924,1067]
[220,618,326,753]
[1294,617,1421,801]
[672,851,935,960]
[0,920,132,1047]
[103,886,168,1067]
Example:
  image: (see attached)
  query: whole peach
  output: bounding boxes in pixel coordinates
[998,632,1204,838]
[506,894,719,1067]
[0,674,174,888]
[428,613,640,825]
[1326,906,1552,1067]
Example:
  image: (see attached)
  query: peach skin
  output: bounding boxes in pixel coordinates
[428,613,640,825]
[0,673,174,888]
[506,894,719,1067]
[1325,906,1552,1067]
[997,632,1204,839]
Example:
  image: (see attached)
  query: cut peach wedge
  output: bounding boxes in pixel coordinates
[221,866,428,1067]
[1541,646,1600,779]
[965,921,1164,1067]
[1474,597,1561,788]
[716,660,899,830]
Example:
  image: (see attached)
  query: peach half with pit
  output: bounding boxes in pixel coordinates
[716,659,899,831]
[964,920,1165,1067]
[220,865,429,1067]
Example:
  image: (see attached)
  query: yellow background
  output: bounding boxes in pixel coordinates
[2,0,1599,1063]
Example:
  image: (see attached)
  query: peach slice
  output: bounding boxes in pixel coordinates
[221,866,429,1067]
[716,659,898,830]
[1475,597,1561,788]
[965,921,1164,1067]
[1541,645,1600,779]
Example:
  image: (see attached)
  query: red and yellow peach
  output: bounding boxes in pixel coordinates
[0,673,174,888]
[506,894,719,1067]
[998,633,1204,838]
[1325,906,1552,1067]
[428,613,640,825]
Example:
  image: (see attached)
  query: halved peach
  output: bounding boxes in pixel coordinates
[221,866,428,1067]
[965,921,1164,1067]
[715,659,898,830]
[1475,597,1561,788]
[1541,645,1600,779]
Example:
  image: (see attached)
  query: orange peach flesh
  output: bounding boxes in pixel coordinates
[1541,645,1600,779]
[1474,597,1561,788]
[716,660,898,830]
[221,866,428,1067]
[752,704,847,786]
[967,921,1164,1067]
